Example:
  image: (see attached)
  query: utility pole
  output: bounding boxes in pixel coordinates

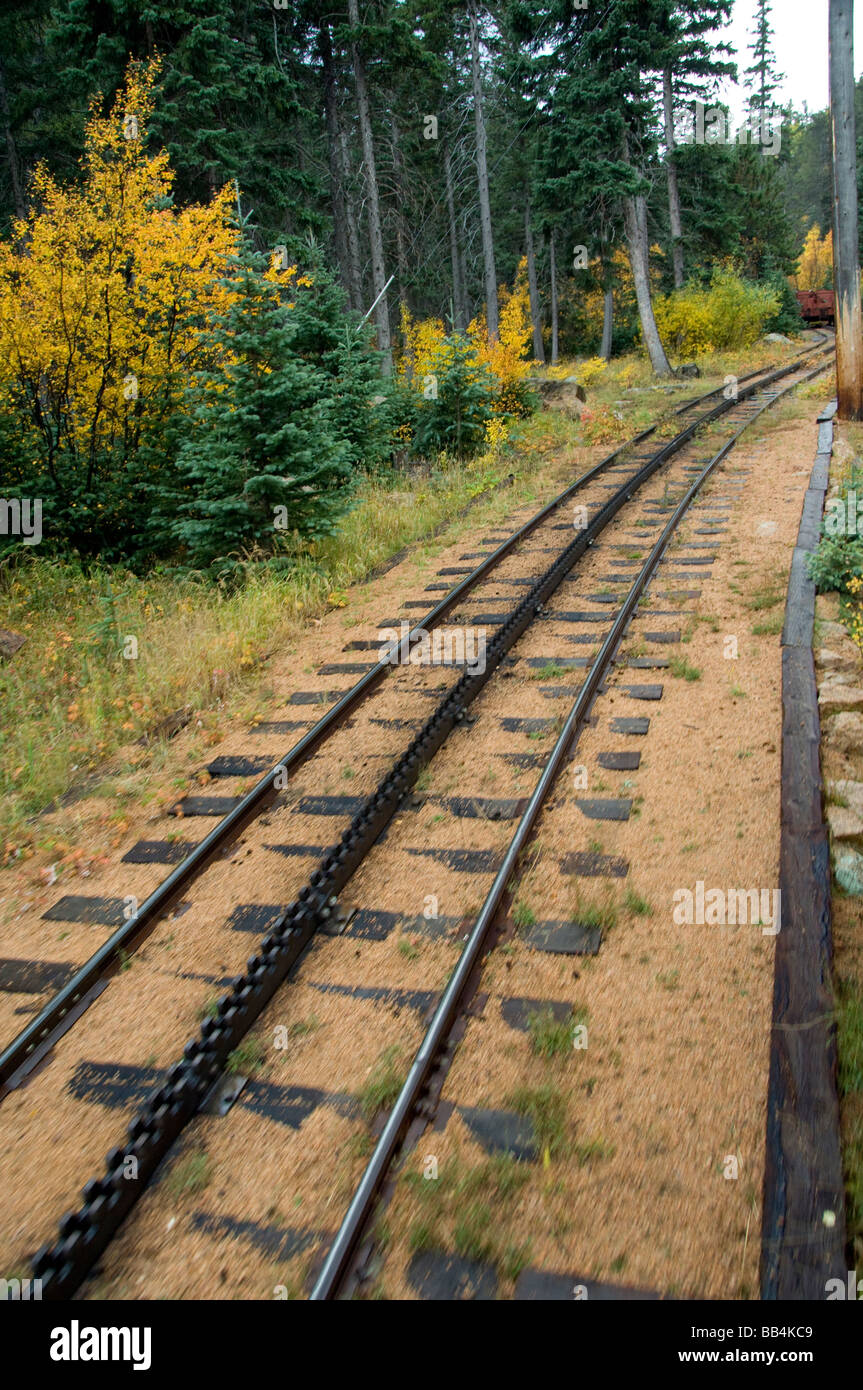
[829,0,863,419]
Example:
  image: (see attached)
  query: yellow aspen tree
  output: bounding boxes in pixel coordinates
[0,58,238,549]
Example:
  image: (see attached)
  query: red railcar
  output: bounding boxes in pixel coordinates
[796,289,835,325]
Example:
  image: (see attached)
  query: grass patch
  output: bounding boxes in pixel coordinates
[0,417,566,852]
[752,614,784,636]
[512,899,536,929]
[401,1153,531,1277]
[529,662,571,681]
[527,1006,587,1058]
[624,888,653,916]
[165,1150,211,1197]
[508,1083,568,1157]
[359,1045,406,1122]
[288,1015,320,1039]
[571,899,617,933]
[669,656,702,681]
[226,1036,266,1075]
[746,586,783,612]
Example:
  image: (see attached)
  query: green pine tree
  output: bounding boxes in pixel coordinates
[161,242,355,571]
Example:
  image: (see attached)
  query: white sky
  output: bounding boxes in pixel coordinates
[716,0,863,118]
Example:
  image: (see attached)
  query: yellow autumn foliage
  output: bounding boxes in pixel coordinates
[467,256,535,413]
[399,257,536,419]
[0,58,240,482]
[794,224,833,291]
[653,266,780,356]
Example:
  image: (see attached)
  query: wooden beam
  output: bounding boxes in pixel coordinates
[830,0,863,419]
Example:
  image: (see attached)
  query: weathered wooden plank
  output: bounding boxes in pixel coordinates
[761,412,846,1300]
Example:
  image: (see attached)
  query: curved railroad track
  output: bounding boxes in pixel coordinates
[0,339,833,1300]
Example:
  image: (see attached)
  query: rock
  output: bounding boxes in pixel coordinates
[817,620,851,643]
[825,711,863,754]
[826,803,863,843]
[834,845,863,896]
[819,683,863,715]
[526,376,586,418]
[526,376,587,416]
[0,629,25,660]
[763,332,793,344]
[817,649,847,671]
[676,363,701,379]
[823,671,863,687]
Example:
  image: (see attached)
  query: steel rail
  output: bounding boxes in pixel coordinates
[0,353,811,1095]
[25,349,830,1298]
[309,354,832,1299]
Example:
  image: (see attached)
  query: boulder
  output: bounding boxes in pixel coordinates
[826,803,863,844]
[526,375,587,418]
[763,332,794,344]
[824,711,863,754]
[816,648,853,673]
[817,620,852,643]
[0,629,25,660]
[819,682,863,715]
[676,363,701,379]
[834,845,863,896]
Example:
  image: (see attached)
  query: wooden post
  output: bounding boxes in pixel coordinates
[829,0,863,419]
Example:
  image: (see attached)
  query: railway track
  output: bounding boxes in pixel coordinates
[0,340,832,1300]
[0,346,821,1092]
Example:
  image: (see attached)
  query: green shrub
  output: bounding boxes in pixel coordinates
[653,265,781,357]
[411,336,495,460]
[808,464,863,598]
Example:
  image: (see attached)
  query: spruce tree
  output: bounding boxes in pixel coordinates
[162,241,356,571]
[745,0,784,115]
[539,0,673,374]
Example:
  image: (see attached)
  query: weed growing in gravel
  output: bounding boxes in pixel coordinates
[624,889,653,916]
[574,1137,616,1165]
[500,1240,533,1281]
[752,615,783,636]
[508,1083,568,1157]
[227,1037,266,1074]
[288,1016,320,1039]
[746,586,782,612]
[359,1045,406,1121]
[165,1151,211,1197]
[669,656,702,681]
[571,898,617,933]
[527,1006,587,1058]
[403,1152,531,1276]
[513,900,536,928]
[656,969,680,991]
[530,662,571,681]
